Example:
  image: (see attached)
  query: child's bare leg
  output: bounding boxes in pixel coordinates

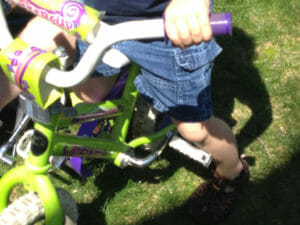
[174,116,243,179]
[19,16,76,63]
[73,75,119,103]
[174,116,249,224]
[0,73,20,109]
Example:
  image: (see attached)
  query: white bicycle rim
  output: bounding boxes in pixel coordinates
[0,188,78,225]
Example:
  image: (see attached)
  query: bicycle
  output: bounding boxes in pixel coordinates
[0,0,231,224]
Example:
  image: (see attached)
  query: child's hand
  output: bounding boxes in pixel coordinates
[164,0,212,48]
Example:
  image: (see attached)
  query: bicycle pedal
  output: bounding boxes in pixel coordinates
[168,135,212,168]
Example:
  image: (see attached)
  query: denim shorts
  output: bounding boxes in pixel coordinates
[74,39,222,122]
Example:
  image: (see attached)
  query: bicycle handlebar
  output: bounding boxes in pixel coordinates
[46,14,231,88]
[0,0,232,89]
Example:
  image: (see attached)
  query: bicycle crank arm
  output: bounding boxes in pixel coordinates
[116,131,174,168]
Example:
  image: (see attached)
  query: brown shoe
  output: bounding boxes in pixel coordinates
[187,158,249,224]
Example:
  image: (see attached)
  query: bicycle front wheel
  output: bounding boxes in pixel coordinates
[0,188,78,225]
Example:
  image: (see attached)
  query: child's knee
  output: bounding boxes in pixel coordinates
[20,16,76,58]
[175,121,209,143]
[73,75,118,103]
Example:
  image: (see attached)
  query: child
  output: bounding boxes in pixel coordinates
[0,0,249,223]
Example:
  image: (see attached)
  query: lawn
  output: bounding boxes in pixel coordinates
[1,0,299,225]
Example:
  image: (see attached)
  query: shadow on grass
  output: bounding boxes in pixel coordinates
[139,138,300,225]
[76,28,274,224]
[212,28,272,153]
[76,147,211,225]
[77,141,300,225]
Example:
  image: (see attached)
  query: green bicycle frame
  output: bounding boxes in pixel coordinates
[0,63,175,225]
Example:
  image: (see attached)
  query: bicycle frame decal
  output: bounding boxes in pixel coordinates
[14,0,104,40]
[63,145,112,157]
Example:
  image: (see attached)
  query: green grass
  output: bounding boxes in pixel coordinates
[1,0,300,224]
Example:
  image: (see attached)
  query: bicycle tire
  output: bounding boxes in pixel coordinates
[0,188,78,225]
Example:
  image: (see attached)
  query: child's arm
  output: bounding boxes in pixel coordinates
[164,0,212,48]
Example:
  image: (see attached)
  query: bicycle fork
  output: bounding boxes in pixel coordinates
[0,122,64,225]
[0,114,30,165]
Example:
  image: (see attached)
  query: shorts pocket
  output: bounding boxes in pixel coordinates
[174,39,222,71]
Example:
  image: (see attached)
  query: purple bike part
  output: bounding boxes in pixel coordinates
[210,13,232,36]
[163,12,232,42]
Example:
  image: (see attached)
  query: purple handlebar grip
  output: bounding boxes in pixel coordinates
[163,12,232,43]
[210,13,232,36]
